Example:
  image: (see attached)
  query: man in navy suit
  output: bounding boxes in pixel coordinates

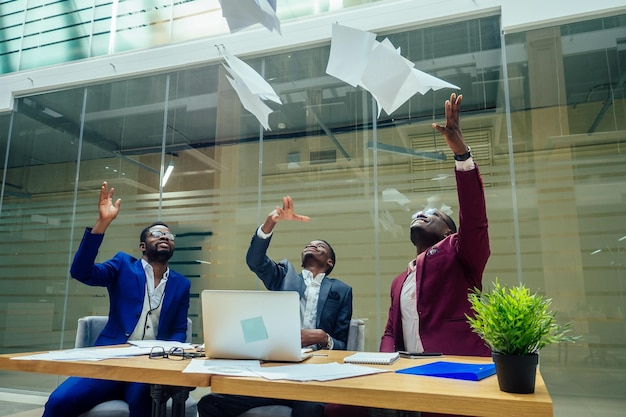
[198,196,353,417]
[43,181,191,417]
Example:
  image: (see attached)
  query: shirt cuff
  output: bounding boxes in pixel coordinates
[256,225,273,239]
[455,157,475,171]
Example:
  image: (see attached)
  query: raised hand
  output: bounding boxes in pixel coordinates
[92,181,121,234]
[269,196,310,223]
[432,93,468,156]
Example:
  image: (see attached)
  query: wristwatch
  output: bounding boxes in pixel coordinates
[319,333,333,350]
[453,146,472,161]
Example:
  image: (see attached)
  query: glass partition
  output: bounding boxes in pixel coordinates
[0,0,384,75]
[0,10,624,416]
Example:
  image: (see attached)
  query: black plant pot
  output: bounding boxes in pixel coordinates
[492,352,539,394]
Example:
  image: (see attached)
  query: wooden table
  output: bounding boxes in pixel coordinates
[0,348,210,417]
[210,351,554,417]
[0,350,553,417]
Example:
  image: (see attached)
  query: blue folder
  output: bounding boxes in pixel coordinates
[396,361,496,381]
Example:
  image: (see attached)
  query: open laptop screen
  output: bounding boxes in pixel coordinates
[200,290,308,362]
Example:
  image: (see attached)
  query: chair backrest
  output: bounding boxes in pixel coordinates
[75,316,193,348]
[346,318,365,351]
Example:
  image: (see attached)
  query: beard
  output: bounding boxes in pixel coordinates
[301,251,316,268]
[145,245,174,262]
[410,226,441,248]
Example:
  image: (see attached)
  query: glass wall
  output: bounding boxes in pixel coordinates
[0,10,625,415]
[0,0,383,74]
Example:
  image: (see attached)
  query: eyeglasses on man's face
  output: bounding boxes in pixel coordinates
[148,230,176,241]
[148,346,203,360]
[411,208,455,231]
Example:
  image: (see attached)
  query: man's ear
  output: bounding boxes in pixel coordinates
[139,242,146,252]
[327,259,334,269]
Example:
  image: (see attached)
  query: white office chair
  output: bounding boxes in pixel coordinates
[237,319,366,417]
[74,315,197,417]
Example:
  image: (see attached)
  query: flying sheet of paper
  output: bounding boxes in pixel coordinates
[222,53,281,104]
[326,23,376,87]
[359,38,415,117]
[219,0,281,35]
[220,47,281,130]
[326,24,460,116]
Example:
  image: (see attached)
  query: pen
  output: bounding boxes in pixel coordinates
[312,353,328,356]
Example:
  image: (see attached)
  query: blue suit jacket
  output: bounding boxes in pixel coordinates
[70,228,191,345]
[246,231,353,350]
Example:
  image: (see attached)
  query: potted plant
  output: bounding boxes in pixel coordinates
[466,280,579,394]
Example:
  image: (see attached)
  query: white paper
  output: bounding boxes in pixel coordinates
[326,23,376,87]
[12,346,153,361]
[183,358,262,376]
[412,67,460,94]
[226,75,274,130]
[252,362,389,382]
[220,47,281,130]
[222,53,281,104]
[326,24,460,117]
[219,0,281,35]
[127,340,194,350]
[360,40,414,116]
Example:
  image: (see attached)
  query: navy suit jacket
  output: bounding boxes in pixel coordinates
[381,167,491,357]
[70,228,191,345]
[246,231,353,350]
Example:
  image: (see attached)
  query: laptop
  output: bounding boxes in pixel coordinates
[200,289,312,362]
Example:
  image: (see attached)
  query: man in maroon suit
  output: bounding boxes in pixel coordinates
[380,92,491,358]
[325,93,490,417]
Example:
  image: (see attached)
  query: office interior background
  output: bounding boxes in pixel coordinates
[0,0,624,416]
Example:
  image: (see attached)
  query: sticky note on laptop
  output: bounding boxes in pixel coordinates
[241,316,268,343]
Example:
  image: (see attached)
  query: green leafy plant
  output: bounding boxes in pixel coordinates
[466,280,579,355]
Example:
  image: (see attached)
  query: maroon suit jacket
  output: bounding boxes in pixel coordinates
[380,166,491,357]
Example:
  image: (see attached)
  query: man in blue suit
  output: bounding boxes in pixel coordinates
[43,181,191,417]
[197,196,353,417]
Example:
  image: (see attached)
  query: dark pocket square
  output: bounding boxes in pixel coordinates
[328,291,340,301]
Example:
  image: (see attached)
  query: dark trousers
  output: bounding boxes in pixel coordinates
[198,393,325,417]
[42,376,152,417]
[324,405,420,417]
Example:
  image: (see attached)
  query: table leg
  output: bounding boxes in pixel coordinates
[150,384,169,417]
[170,386,194,417]
[150,384,194,417]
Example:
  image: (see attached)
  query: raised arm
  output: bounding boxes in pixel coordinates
[91,181,121,234]
[432,93,469,157]
[259,196,310,235]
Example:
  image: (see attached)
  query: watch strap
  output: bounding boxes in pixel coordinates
[453,146,472,161]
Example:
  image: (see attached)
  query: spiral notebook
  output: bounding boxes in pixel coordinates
[343,351,400,365]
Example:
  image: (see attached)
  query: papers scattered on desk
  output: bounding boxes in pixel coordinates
[128,340,194,350]
[183,359,388,382]
[253,362,389,382]
[11,346,153,361]
[183,359,262,376]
